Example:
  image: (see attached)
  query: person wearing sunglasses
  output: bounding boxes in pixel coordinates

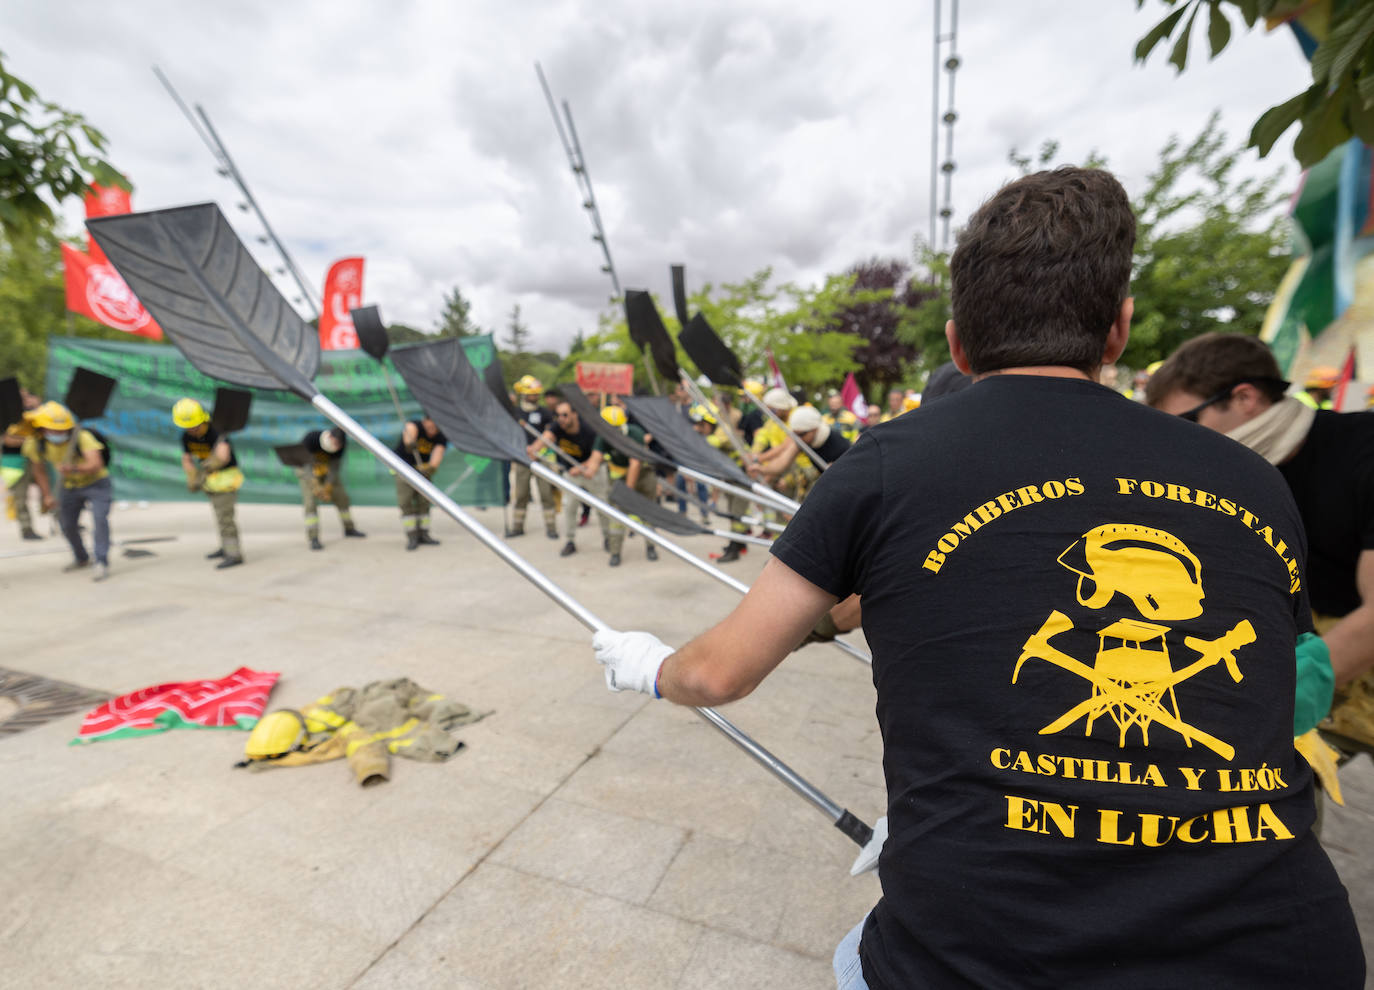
[1149,333,1374,757]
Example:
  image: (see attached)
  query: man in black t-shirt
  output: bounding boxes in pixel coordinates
[393,416,447,551]
[175,397,245,569]
[509,375,559,540]
[528,400,604,558]
[593,168,1363,988]
[754,404,850,500]
[584,405,658,567]
[1149,332,1374,749]
[296,428,366,550]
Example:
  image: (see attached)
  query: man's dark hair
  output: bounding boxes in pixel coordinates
[1145,332,1287,406]
[950,167,1136,375]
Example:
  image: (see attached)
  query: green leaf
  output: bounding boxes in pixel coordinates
[1293,77,1354,167]
[1310,3,1374,84]
[1134,5,1190,63]
[1234,0,1260,27]
[1350,86,1374,145]
[1358,71,1374,109]
[1207,2,1232,58]
[1247,85,1315,157]
[1169,3,1202,73]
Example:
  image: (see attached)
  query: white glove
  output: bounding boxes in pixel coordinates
[849,815,887,876]
[592,629,674,696]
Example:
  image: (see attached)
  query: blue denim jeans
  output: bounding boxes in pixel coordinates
[59,475,112,565]
[833,915,870,990]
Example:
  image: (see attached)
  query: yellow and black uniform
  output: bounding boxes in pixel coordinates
[550,419,605,551]
[773,376,1361,987]
[510,404,558,538]
[823,408,860,444]
[182,425,245,565]
[296,430,364,548]
[23,429,112,569]
[393,420,447,549]
[594,423,656,559]
[4,420,42,539]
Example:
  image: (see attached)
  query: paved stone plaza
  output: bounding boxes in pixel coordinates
[1,499,1369,988]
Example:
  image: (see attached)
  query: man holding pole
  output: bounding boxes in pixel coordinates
[394,415,447,550]
[528,400,604,558]
[175,398,245,569]
[583,405,658,567]
[508,374,559,539]
[593,167,1363,988]
[25,401,113,580]
[295,427,366,550]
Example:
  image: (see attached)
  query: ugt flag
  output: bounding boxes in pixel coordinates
[320,256,364,350]
[66,182,163,339]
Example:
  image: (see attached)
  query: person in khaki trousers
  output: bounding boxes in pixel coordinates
[174,398,245,569]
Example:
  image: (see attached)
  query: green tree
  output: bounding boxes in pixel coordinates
[435,285,481,337]
[0,218,151,390]
[895,241,954,384]
[0,50,127,234]
[1134,0,1374,167]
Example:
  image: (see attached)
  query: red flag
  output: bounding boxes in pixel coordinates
[320,256,364,350]
[62,243,163,340]
[83,183,133,263]
[765,349,787,390]
[1334,346,1358,410]
[841,372,867,420]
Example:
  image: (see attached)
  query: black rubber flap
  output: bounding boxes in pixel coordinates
[609,480,707,537]
[211,387,253,433]
[679,312,743,387]
[557,384,672,469]
[621,395,753,488]
[623,290,680,381]
[0,378,24,430]
[389,338,527,463]
[351,305,389,361]
[87,204,320,396]
[484,351,519,419]
[671,264,691,330]
[64,368,117,420]
[274,443,309,468]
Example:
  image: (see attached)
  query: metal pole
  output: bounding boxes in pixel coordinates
[742,391,828,470]
[930,0,941,248]
[316,393,868,841]
[194,106,322,318]
[679,371,752,466]
[676,464,801,515]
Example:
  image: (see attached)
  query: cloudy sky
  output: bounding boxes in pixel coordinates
[8,1,1312,352]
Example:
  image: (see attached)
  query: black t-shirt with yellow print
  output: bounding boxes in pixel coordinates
[393,421,448,467]
[181,426,237,469]
[303,430,344,478]
[550,421,598,464]
[772,375,1362,989]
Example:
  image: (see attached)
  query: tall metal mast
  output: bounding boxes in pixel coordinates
[153,66,322,318]
[930,1,961,250]
[535,62,621,301]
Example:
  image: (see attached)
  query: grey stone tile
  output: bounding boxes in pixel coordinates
[675,928,832,989]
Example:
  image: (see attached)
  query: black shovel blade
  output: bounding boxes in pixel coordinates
[350,305,389,362]
[624,290,680,381]
[621,395,754,488]
[679,313,743,388]
[671,264,691,330]
[556,384,672,469]
[484,351,520,419]
[0,378,24,430]
[274,443,310,469]
[389,338,528,463]
[609,480,707,538]
[211,387,253,434]
[64,368,117,421]
[87,204,320,397]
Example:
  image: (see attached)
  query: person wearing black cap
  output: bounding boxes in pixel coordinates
[296,427,366,550]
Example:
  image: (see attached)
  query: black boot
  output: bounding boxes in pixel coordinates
[21,528,41,541]
[406,531,420,551]
[646,545,658,562]
[416,529,440,546]
[560,541,577,557]
[545,523,559,540]
[216,555,244,569]
[716,542,744,564]
[506,524,525,538]
[608,553,621,567]
[310,536,324,551]
[343,526,366,538]
[206,548,225,560]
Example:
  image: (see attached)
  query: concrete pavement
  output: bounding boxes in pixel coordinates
[2,496,1370,987]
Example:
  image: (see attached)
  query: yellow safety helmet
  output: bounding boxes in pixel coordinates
[28,401,75,431]
[688,404,717,426]
[514,374,544,396]
[902,395,921,412]
[1305,366,1340,389]
[241,709,310,760]
[172,397,209,429]
[1145,360,1164,375]
[601,406,628,428]
[742,379,765,398]
[1057,524,1204,621]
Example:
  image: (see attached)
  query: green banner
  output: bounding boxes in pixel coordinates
[44,335,506,507]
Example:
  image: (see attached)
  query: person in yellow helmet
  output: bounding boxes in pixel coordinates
[689,403,754,563]
[823,391,860,443]
[1297,366,1340,410]
[3,387,43,540]
[175,398,246,569]
[508,374,558,539]
[24,401,113,580]
[582,404,658,567]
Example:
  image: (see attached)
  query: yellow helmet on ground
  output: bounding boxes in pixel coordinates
[242,709,309,759]
[601,406,628,428]
[172,398,209,429]
[514,375,543,396]
[742,379,766,398]
[688,404,717,426]
[1305,366,1340,389]
[28,401,75,431]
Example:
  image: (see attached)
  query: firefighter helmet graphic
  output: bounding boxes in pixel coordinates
[1015,523,1254,761]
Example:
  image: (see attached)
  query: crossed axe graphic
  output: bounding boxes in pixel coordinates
[1012,610,1256,761]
